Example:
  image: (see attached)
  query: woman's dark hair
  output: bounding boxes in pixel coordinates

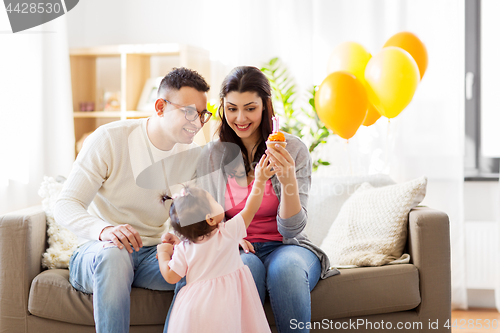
[163,186,217,243]
[217,66,275,175]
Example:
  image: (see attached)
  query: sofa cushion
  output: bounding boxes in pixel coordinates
[310,264,420,321]
[38,176,78,269]
[28,270,278,327]
[306,174,395,246]
[29,264,419,326]
[320,176,426,267]
[28,269,173,325]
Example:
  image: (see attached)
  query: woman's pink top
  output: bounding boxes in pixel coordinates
[225,176,282,243]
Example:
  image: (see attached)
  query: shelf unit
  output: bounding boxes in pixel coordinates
[69,43,211,156]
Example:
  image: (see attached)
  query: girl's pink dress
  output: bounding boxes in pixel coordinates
[167,214,271,333]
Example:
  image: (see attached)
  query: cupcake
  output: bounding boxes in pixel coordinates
[266,131,287,149]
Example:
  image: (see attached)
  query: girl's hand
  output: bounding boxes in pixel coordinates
[254,153,276,183]
[157,243,174,258]
[266,144,296,185]
[161,232,180,245]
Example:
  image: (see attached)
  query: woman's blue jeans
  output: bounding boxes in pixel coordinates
[69,241,176,333]
[241,242,321,333]
[164,241,321,333]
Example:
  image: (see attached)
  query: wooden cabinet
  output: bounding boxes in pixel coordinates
[69,44,212,156]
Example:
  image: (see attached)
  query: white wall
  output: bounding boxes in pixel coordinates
[65,0,283,99]
[64,0,418,99]
[464,181,499,308]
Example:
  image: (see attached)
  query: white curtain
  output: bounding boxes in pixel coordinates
[308,0,467,309]
[0,13,74,214]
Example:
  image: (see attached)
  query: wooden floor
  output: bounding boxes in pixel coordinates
[451,309,500,332]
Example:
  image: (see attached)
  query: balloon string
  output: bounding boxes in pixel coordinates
[345,139,352,175]
[385,119,391,172]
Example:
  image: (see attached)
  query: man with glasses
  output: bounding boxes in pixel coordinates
[55,67,211,333]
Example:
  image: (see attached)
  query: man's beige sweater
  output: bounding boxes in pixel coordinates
[55,118,200,246]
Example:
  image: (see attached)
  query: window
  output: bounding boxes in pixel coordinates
[464,0,499,179]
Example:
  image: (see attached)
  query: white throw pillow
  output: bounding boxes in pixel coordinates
[320,176,427,267]
[306,174,395,246]
[38,176,78,269]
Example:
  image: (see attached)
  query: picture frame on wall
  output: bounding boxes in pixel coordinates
[137,77,163,112]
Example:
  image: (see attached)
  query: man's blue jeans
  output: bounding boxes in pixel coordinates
[69,241,175,333]
[164,241,321,333]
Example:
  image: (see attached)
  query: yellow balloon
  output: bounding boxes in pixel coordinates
[327,42,372,85]
[315,71,368,140]
[364,46,419,119]
[362,103,381,127]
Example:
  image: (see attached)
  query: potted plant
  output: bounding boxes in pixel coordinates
[261,58,333,171]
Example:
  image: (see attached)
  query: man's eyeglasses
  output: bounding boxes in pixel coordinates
[162,99,212,124]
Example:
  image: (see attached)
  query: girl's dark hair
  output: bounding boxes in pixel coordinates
[217,66,275,175]
[163,187,217,243]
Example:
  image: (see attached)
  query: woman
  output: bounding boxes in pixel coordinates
[197,66,338,333]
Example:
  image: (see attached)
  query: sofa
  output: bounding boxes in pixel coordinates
[0,175,451,332]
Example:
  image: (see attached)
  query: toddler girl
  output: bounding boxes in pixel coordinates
[157,154,274,333]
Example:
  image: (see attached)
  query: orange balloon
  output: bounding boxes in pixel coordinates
[362,103,381,126]
[315,71,368,140]
[383,31,428,80]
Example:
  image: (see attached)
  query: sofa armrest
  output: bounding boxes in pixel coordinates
[0,206,47,332]
[407,206,451,325]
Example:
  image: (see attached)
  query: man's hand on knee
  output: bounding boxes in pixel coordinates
[99,224,143,253]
